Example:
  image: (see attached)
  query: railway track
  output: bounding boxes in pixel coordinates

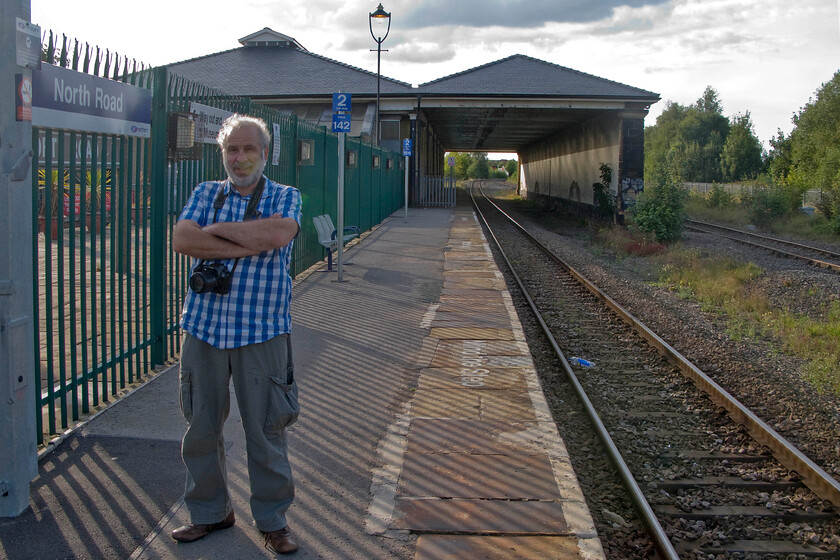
[471,188,840,559]
[685,219,840,272]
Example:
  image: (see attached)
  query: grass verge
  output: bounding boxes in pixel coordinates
[656,248,840,395]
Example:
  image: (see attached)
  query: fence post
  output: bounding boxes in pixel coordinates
[0,0,38,516]
[149,66,168,366]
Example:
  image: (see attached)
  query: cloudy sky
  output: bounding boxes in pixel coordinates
[31,0,840,150]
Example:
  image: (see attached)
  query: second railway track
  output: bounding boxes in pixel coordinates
[685,220,840,272]
[471,187,840,559]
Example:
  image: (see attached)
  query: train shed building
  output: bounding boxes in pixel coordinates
[169,28,660,209]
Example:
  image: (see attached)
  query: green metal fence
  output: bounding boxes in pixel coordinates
[33,33,404,445]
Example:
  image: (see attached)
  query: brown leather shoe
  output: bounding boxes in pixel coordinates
[171,510,235,543]
[263,526,299,555]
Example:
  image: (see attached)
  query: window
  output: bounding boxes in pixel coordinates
[298,139,314,165]
[372,154,380,169]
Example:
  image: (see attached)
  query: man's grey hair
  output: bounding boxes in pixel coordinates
[217,114,271,151]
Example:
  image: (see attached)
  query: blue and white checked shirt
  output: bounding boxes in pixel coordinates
[178,176,301,349]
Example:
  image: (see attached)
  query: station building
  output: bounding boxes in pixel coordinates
[169,28,660,210]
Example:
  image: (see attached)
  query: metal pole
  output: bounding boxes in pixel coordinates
[404,155,409,222]
[375,42,381,146]
[337,132,345,281]
[1,0,38,516]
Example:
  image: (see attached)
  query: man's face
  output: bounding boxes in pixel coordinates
[222,124,267,190]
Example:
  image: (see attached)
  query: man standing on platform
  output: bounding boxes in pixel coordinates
[170,114,301,555]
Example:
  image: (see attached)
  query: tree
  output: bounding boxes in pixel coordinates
[504,159,518,177]
[467,153,490,179]
[787,70,840,219]
[645,87,730,186]
[696,85,723,114]
[452,152,472,180]
[767,129,793,185]
[720,112,764,181]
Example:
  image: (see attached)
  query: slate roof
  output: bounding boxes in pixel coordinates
[416,54,658,100]
[168,46,413,98]
[168,34,658,103]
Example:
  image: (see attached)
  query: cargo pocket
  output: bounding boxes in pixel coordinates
[265,370,300,434]
[179,368,194,424]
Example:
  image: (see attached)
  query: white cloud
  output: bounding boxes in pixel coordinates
[30,0,840,146]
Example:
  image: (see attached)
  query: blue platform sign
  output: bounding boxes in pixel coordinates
[332,112,351,133]
[402,138,413,157]
[332,92,351,113]
[32,63,151,137]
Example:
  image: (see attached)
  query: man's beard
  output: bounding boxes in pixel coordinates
[225,155,266,189]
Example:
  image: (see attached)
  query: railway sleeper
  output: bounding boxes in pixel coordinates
[660,451,773,462]
[658,477,804,490]
[655,505,835,520]
[676,539,840,558]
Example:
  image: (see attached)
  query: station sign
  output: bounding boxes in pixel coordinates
[189,102,234,144]
[16,18,41,69]
[402,138,413,157]
[31,63,152,137]
[332,113,351,133]
[332,93,352,113]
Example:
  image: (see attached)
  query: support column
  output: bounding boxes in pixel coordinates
[1,0,38,517]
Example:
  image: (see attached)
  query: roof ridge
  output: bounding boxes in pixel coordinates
[296,48,413,88]
[517,54,656,95]
[418,53,523,86]
[419,53,656,96]
[168,46,243,67]
[170,45,413,89]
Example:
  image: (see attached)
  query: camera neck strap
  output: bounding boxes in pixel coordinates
[212,175,266,224]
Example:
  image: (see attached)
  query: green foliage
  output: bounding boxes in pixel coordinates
[741,184,803,228]
[720,112,765,181]
[783,71,840,227]
[452,152,472,180]
[504,160,517,177]
[767,129,793,185]
[645,86,766,187]
[708,184,733,207]
[631,181,687,242]
[468,153,490,179]
[592,163,614,218]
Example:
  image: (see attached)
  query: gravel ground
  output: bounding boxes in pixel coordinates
[478,187,840,557]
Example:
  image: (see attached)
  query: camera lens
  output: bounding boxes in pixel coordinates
[189,271,211,294]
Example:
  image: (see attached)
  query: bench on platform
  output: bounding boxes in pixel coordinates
[313,214,360,271]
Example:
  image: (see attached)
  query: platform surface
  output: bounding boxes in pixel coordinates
[0,208,603,560]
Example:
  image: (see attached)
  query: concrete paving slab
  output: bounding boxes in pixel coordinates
[435,340,527,356]
[398,453,562,500]
[479,391,538,421]
[406,419,543,455]
[415,534,582,560]
[417,367,528,391]
[411,389,482,418]
[430,327,515,340]
[394,499,571,535]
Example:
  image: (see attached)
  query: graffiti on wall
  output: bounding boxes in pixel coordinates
[620,176,644,208]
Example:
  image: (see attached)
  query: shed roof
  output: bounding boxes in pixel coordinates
[169,43,413,98]
[417,54,657,99]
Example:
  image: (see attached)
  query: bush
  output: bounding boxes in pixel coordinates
[744,184,803,228]
[708,184,732,207]
[631,182,687,242]
[592,163,615,219]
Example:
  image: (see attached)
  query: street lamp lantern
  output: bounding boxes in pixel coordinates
[369,3,391,145]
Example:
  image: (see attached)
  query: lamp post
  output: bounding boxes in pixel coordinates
[369,3,391,146]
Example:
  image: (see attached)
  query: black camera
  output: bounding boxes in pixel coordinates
[189,262,233,294]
